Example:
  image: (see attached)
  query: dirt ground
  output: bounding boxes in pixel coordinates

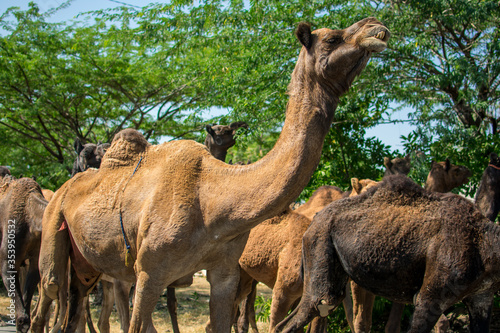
[0,272,272,332]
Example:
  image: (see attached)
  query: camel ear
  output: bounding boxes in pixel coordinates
[74,138,84,154]
[383,157,392,169]
[351,178,361,195]
[229,121,248,130]
[296,22,312,49]
[205,125,215,138]
[445,158,451,171]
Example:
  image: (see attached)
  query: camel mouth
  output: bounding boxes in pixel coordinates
[361,25,390,52]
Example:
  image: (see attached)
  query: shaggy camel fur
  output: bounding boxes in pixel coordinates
[235,186,346,333]
[424,159,471,193]
[475,152,500,222]
[34,18,390,333]
[0,175,48,332]
[71,138,110,177]
[205,122,248,162]
[383,156,411,176]
[275,175,500,333]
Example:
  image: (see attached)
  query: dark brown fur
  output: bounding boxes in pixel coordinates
[0,176,47,332]
[425,159,471,193]
[276,175,500,333]
[475,153,500,222]
[71,138,111,176]
[204,122,248,162]
[383,156,411,176]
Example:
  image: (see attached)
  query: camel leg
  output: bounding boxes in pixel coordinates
[30,287,54,333]
[274,231,348,333]
[463,293,493,333]
[1,254,30,332]
[238,280,258,333]
[98,280,115,333]
[206,264,241,333]
[235,270,257,333]
[166,287,181,333]
[342,283,354,332]
[407,288,458,333]
[385,302,404,333]
[305,317,328,333]
[269,276,302,330]
[351,281,375,333]
[23,256,41,322]
[62,266,96,332]
[129,271,162,333]
[114,279,133,333]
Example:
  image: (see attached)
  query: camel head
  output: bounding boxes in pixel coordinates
[383,155,411,176]
[350,178,379,197]
[292,18,390,97]
[425,158,472,193]
[72,138,111,176]
[0,166,11,178]
[204,121,248,161]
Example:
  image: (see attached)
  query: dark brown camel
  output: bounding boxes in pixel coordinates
[0,166,11,178]
[424,159,471,193]
[383,155,411,176]
[275,174,500,333]
[71,138,110,177]
[0,175,48,332]
[351,160,470,333]
[475,152,500,222]
[204,122,248,162]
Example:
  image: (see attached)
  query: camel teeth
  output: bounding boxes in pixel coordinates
[376,31,385,40]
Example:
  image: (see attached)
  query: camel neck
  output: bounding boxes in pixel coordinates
[201,72,338,234]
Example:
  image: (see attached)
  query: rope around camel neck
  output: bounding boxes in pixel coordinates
[120,156,143,267]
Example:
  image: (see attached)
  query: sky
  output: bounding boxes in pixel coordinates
[1,0,416,152]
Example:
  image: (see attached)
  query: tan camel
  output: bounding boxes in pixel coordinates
[293,186,344,220]
[235,185,346,332]
[0,175,48,332]
[33,18,390,333]
[276,175,500,333]
[97,122,249,333]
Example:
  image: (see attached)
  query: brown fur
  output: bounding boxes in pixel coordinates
[35,18,389,333]
[0,166,11,178]
[425,159,471,193]
[0,176,48,332]
[205,122,248,162]
[276,175,499,333]
[475,152,500,222]
[383,156,411,176]
[294,186,344,221]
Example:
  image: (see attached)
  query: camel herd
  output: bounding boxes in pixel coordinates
[1,17,499,333]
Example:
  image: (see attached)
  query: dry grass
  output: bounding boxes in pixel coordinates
[1,273,272,332]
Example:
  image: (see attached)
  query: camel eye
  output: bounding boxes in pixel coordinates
[326,36,342,45]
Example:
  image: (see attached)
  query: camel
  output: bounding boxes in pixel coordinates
[33,18,390,333]
[0,175,48,332]
[275,174,500,333]
[205,122,248,162]
[71,138,110,177]
[0,166,11,177]
[293,186,345,221]
[95,122,250,333]
[234,185,347,333]
[424,159,471,193]
[475,152,500,222]
[350,161,470,333]
[42,189,55,201]
[383,155,411,176]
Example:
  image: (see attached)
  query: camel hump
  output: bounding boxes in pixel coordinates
[101,128,151,168]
